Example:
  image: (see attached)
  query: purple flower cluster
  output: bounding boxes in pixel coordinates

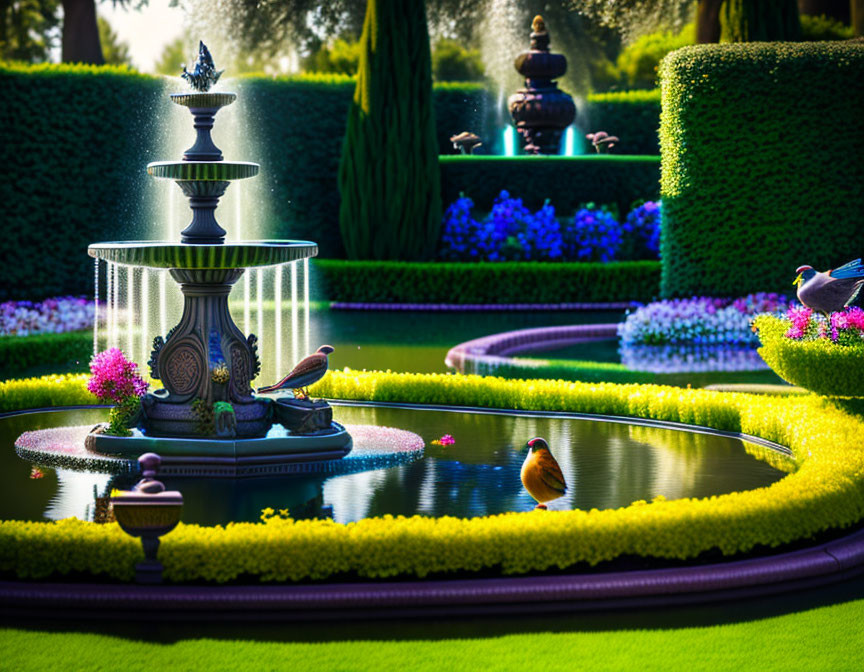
[1,296,101,336]
[619,293,789,346]
[784,305,864,345]
[438,193,660,263]
[87,348,148,404]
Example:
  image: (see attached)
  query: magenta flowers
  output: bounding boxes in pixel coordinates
[87,348,148,404]
[783,305,864,345]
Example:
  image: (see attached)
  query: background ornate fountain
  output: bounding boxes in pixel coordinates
[508,16,576,155]
[86,44,352,462]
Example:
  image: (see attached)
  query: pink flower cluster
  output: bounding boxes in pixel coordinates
[784,306,814,340]
[830,307,864,344]
[785,306,864,344]
[431,434,455,446]
[87,348,148,404]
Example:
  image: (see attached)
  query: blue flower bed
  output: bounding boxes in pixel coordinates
[563,205,621,263]
[438,191,660,263]
[621,201,661,260]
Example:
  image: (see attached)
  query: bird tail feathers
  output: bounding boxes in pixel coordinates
[830,258,864,279]
[845,281,864,307]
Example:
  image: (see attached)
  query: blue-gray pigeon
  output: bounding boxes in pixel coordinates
[795,258,864,315]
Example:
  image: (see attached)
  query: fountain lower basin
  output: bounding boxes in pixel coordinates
[16,419,421,479]
[85,420,352,460]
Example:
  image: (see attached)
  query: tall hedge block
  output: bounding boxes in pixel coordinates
[0,63,163,301]
[338,0,441,260]
[659,42,864,298]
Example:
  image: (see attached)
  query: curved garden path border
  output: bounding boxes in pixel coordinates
[1,527,863,620]
[2,403,863,619]
[330,302,636,311]
[445,323,618,372]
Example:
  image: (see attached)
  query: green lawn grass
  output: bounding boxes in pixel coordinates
[2,586,861,671]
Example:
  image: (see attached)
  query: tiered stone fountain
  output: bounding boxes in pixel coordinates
[85,45,352,465]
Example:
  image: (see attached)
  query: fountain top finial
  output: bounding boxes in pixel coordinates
[532,15,546,34]
[181,41,224,92]
[529,15,550,51]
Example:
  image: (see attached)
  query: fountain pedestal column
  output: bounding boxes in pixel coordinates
[144,268,270,438]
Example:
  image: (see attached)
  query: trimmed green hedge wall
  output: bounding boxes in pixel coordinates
[312,259,661,304]
[0,66,490,298]
[0,63,163,301]
[440,155,661,216]
[0,63,663,300]
[0,332,91,379]
[583,90,660,156]
[659,42,864,298]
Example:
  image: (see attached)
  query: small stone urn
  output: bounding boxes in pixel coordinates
[111,453,183,584]
[507,15,576,155]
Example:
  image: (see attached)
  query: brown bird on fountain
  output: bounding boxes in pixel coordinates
[794,259,864,316]
[521,437,567,510]
[257,345,335,399]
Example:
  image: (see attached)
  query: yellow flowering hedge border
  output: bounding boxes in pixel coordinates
[1,370,864,583]
[754,314,864,397]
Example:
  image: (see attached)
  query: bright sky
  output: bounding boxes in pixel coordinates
[98,0,185,72]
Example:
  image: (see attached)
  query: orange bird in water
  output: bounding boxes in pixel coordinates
[521,437,567,510]
[257,345,334,399]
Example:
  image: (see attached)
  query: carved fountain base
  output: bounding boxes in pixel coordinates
[140,268,269,438]
[86,265,353,465]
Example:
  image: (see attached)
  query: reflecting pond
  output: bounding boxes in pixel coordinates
[2,405,791,527]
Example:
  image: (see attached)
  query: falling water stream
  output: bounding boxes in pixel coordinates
[96,253,312,385]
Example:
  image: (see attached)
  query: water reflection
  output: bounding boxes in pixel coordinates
[2,406,788,527]
[44,469,113,522]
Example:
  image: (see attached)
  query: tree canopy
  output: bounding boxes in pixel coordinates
[0,0,60,61]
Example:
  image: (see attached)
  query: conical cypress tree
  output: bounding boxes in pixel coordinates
[337,0,441,260]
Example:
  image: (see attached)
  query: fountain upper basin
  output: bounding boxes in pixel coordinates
[147,160,259,181]
[88,240,318,269]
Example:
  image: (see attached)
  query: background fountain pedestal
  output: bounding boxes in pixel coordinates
[508,16,576,156]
